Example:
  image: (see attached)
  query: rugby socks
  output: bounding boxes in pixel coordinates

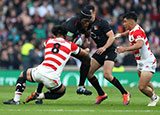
[14,92,22,102]
[14,77,26,102]
[37,93,45,99]
[88,76,105,96]
[36,83,44,94]
[151,92,157,100]
[110,77,127,95]
[79,64,90,86]
[44,89,66,99]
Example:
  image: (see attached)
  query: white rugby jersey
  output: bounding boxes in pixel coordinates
[38,37,80,79]
[128,24,156,61]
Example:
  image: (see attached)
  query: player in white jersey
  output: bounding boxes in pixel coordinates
[115,12,159,106]
[3,25,89,105]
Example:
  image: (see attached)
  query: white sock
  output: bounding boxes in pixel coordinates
[14,91,22,102]
[151,93,157,100]
[37,93,44,99]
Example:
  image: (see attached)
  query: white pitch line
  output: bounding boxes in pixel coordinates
[1,109,160,113]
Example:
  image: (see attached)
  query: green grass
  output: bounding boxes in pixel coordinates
[0,86,160,115]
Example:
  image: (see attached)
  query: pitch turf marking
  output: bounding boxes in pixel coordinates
[1,109,160,113]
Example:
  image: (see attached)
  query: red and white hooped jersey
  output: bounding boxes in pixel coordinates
[38,37,80,79]
[128,24,155,61]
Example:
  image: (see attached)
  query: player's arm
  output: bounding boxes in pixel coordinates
[104,30,115,49]
[71,42,89,57]
[125,40,143,51]
[114,30,129,39]
[116,40,143,53]
[96,30,114,55]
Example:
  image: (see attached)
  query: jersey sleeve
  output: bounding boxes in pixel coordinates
[101,19,111,33]
[71,42,80,55]
[133,30,145,41]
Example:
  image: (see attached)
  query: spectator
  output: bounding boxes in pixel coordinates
[38,1,54,18]
[34,23,46,40]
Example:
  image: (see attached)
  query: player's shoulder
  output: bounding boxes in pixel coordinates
[134,25,145,34]
[95,17,109,26]
[45,37,53,43]
[65,16,79,25]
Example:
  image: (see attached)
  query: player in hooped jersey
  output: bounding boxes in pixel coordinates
[115,12,159,106]
[29,8,93,98]
[3,25,89,105]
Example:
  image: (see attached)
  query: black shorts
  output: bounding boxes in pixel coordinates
[92,49,117,66]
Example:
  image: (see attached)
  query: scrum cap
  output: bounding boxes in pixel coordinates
[79,8,92,21]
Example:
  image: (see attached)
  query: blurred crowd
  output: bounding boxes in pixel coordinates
[0,0,160,70]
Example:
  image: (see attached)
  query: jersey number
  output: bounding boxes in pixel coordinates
[52,43,61,53]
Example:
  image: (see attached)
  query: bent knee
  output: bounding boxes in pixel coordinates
[138,84,146,91]
[103,72,112,81]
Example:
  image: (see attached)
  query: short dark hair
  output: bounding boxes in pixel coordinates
[85,5,95,11]
[52,25,66,37]
[123,12,137,21]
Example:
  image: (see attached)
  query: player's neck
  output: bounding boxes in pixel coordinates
[130,23,137,30]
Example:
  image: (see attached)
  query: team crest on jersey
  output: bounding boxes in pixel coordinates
[105,55,108,59]
[94,25,98,30]
[129,36,134,42]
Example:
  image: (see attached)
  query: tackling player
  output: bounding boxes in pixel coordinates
[115,12,159,106]
[31,8,93,99]
[3,25,90,105]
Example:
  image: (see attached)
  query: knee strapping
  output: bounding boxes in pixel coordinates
[15,77,26,92]
[15,70,27,92]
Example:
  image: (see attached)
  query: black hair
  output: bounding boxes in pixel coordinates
[52,25,66,37]
[79,8,92,21]
[123,12,138,21]
[85,5,95,11]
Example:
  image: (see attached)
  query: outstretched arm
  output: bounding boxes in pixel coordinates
[114,30,129,39]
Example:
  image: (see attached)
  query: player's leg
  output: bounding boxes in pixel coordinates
[25,71,64,103]
[138,71,159,106]
[26,84,65,103]
[88,58,108,104]
[73,51,92,95]
[3,68,34,105]
[138,71,154,92]
[26,83,44,104]
[103,60,130,105]
[42,84,66,100]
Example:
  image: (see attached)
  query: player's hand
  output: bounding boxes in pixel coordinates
[96,47,105,55]
[114,33,121,39]
[83,38,90,48]
[84,48,90,53]
[116,46,126,53]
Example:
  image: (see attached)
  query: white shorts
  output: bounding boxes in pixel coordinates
[31,67,62,90]
[137,58,157,73]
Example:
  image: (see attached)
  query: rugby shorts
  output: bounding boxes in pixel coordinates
[92,49,117,66]
[137,57,157,73]
[31,67,62,90]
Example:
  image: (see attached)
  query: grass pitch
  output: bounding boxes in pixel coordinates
[0,86,160,115]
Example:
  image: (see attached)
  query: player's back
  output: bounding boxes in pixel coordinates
[38,37,79,79]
